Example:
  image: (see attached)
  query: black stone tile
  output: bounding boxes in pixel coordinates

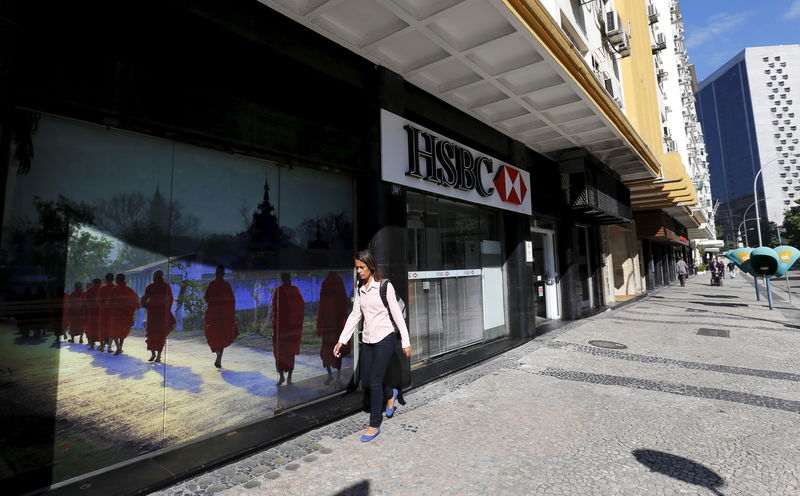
[539,368,800,414]
[546,341,800,382]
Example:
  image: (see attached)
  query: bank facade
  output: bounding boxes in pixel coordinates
[0,1,705,494]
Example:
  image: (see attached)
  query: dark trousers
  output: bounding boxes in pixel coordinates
[678,273,686,286]
[360,333,396,428]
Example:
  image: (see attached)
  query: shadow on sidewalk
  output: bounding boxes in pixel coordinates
[334,480,370,496]
[632,449,725,495]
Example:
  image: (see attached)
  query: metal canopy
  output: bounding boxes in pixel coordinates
[260,0,657,182]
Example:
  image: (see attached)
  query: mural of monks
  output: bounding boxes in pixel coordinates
[140,270,175,363]
[270,272,305,386]
[67,282,85,343]
[316,272,349,384]
[109,273,139,356]
[203,265,238,369]
[83,279,102,349]
[50,286,66,342]
[96,273,116,352]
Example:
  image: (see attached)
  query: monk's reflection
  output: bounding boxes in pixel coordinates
[84,279,102,349]
[141,270,175,363]
[97,273,115,353]
[270,273,304,386]
[316,272,349,384]
[204,265,238,369]
[67,282,85,343]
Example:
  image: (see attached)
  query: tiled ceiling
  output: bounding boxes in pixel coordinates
[259,0,655,182]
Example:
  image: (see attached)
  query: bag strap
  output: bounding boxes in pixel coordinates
[379,280,401,338]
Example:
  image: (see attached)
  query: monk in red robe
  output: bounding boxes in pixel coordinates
[271,273,305,386]
[56,288,69,341]
[204,266,238,368]
[316,272,349,384]
[83,279,102,349]
[96,273,115,352]
[67,282,85,343]
[109,273,139,355]
[141,270,175,363]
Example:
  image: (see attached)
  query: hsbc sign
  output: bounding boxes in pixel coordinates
[381,109,532,215]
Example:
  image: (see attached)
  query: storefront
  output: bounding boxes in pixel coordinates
[380,109,532,361]
[635,211,691,288]
[0,1,540,493]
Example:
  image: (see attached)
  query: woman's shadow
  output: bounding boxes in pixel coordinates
[633,449,726,495]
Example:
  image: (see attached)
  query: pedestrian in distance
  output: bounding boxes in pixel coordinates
[676,256,689,287]
[710,257,723,286]
[333,250,412,443]
[727,261,737,279]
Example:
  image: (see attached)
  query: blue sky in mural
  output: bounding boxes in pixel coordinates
[680,0,800,81]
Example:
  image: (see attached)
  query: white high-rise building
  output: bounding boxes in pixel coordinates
[696,45,800,243]
[648,0,715,241]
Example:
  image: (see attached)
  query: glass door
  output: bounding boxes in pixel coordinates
[529,228,560,321]
[406,192,505,362]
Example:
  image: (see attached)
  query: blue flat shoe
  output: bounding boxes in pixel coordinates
[385,388,398,418]
[360,428,380,442]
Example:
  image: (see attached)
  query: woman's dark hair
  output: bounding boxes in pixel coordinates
[355,249,382,285]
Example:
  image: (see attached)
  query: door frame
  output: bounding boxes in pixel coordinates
[575,224,595,310]
[530,227,561,320]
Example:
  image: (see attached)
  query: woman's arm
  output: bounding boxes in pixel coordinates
[336,293,363,345]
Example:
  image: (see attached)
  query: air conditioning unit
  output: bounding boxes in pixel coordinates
[605,10,624,44]
[615,31,631,57]
[657,68,668,81]
[651,32,667,53]
[647,3,658,24]
[664,105,672,113]
[604,76,624,107]
[593,68,611,83]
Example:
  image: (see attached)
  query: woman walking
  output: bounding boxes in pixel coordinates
[334,250,411,442]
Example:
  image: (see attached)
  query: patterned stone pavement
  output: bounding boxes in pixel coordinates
[155,272,800,496]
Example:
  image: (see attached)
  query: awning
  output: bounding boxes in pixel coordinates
[259,0,660,182]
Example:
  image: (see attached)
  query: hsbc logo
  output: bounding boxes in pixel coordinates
[403,124,529,206]
[381,110,532,214]
[493,165,528,205]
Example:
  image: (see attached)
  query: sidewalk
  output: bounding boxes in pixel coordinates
[156,274,800,496]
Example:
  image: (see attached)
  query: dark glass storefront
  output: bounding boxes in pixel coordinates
[1,111,357,485]
[0,1,540,492]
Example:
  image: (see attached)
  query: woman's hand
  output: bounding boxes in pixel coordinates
[333,342,344,358]
[402,346,412,358]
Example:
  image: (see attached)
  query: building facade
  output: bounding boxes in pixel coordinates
[696,45,800,246]
[0,1,703,494]
[615,0,707,289]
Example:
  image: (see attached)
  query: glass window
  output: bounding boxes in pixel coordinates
[1,111,355,484]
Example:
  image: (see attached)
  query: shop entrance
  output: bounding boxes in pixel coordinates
[530,228,560,321]
[406,192,506,363]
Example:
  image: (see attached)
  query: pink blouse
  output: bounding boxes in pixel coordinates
[338,280,411,348]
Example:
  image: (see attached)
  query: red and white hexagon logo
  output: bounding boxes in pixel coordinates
[493,165,528,205]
